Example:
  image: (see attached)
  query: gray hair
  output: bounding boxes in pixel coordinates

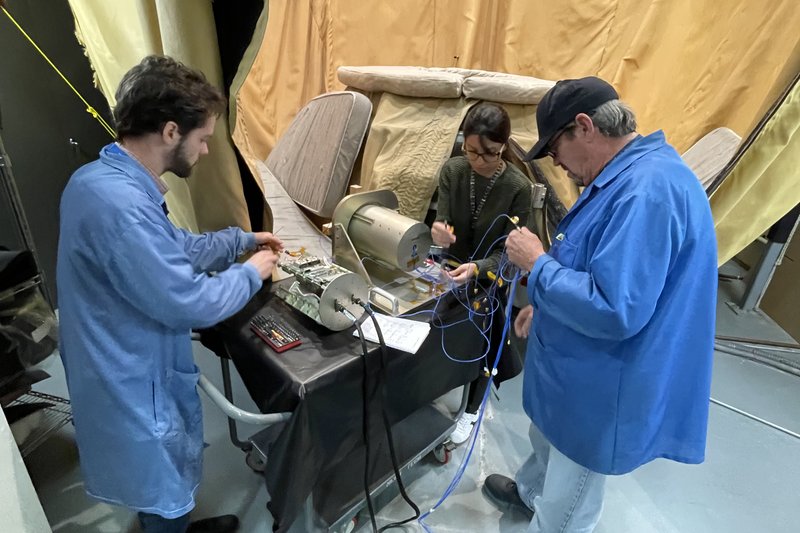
[588,99,637,137]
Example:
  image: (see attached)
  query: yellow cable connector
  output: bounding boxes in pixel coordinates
[487,270,504,287]
[487,271,497,281]
[285,247,306,257]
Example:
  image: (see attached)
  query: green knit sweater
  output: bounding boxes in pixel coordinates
[435,156,532,278]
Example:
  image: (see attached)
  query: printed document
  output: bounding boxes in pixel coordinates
[353,314,430,354]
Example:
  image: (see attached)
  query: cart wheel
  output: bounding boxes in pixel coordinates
[245,450,267,473]
[433,444,450,464]
[341,516,357,533]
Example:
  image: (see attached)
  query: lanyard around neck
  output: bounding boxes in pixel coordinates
[469,161,504,229]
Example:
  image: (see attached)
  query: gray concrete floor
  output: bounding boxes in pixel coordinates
[24,268,800,532]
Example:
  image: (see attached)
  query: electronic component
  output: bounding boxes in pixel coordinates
[249,314,302,353]
[331,189,435,315]
[332,190,432,272]
[277,256,368,331]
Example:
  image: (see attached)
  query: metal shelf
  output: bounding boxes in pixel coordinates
[8,390,72,457]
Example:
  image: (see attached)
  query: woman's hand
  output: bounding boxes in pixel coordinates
[514,305,534,338]
[447,262,477,285]
[431,221,456,248]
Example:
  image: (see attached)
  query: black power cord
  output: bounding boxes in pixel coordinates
[336,299,422,532]
[355,300,421,532]
[338,302,380,533]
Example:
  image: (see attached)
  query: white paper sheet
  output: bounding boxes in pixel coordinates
[353,314,431,354]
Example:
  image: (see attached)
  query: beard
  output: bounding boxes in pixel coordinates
[165,139,195,178]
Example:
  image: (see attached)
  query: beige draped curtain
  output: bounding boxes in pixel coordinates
[68,0,251,233]
[235,1,799,157]
[69,0,800,263]
[232,0,800,264]
[712,77,800,264]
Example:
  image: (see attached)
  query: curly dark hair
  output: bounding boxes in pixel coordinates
[462,102,511,151]
[112,55,226,140]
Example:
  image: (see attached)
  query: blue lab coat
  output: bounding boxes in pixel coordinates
[523,131,717,475]
[57,144,262,517]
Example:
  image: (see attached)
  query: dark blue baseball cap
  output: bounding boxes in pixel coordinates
[525,76,619,160]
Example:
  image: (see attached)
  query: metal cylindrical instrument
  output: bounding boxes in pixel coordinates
[346,204,432,271]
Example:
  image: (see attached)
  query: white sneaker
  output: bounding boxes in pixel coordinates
[450,411,480,445]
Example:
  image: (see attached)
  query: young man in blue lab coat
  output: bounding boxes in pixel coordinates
[482,77,718,532]
[58,55,281,533]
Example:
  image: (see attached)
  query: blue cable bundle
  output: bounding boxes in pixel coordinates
[418,272,519,532]
[397,214,521,365]
[355,212,523,531]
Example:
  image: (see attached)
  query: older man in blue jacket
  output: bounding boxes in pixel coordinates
[482,77,717,532]
[58,56,281,533]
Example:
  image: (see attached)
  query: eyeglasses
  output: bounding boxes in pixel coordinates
[462,144,504,163]
[546,124,575,159]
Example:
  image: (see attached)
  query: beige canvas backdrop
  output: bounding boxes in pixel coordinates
[68,0,252,233]
[231,0,800,264]
[69,0,800,263]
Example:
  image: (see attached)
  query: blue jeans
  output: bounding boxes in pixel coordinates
[515,424,607,533]
[138,512,191,533]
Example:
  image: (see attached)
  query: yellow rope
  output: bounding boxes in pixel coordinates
[2,6,117,138]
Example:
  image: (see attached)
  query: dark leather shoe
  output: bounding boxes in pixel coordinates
[482,474,534,520]
[187,514,240,533]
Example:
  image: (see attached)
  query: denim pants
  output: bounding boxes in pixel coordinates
[515,424,607,533]
[138,512,191,533]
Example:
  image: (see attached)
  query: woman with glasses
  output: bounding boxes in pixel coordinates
[431,102,532,445]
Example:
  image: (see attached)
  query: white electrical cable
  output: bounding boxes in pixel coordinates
[709,397,800,441]
[197,375,291,425]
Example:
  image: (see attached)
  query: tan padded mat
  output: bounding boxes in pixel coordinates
[342,66,564,220]
[338,66,554,104]
[357,93,470,221]
[266,91,371,218]
[681,127,742,191]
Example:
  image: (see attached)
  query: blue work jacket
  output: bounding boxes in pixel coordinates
[57,144,262,517]
[524,131,717,475]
